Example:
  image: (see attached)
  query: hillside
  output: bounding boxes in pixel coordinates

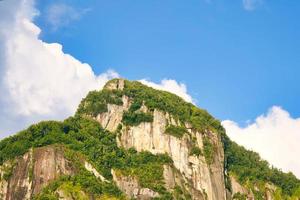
[0,79,299,200]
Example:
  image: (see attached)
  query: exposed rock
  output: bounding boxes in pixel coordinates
[163,165,204,200]
[111,169,159,199]
[105,79,125,90]
[56,183,89,200]
[32,146,74,194]
[96,95,130,132]
[265,184,277,200]
[229,175,278,200]
[84,161,107,182]
[96,97,226,200]
[0,146,75,200]
[163,165,176,190]
[0,150,32,200]
[230,176,248,196]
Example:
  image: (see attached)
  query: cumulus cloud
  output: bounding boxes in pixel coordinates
[242,0,263,11]
[0,0,118,138]
[45,3,90,31]
[0,0,194,139]
[222,106,300,178]
[139,79,194,103]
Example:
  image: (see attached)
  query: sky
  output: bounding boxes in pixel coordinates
[0,0,300,178]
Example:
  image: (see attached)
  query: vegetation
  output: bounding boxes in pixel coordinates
[189,146,202,156]
[122,111,153,126]
[232,192,247,200]
[0,116,172,197]
[78,79,224,135]
[34,147,125,200]
[203,137,214,164]
[1,79,300,199]
[76,89,123,117]
[122,80,224,134]
[222,134,300,197]
[172,185,192,200]
[1,161,15,181]
[165,125,187,138]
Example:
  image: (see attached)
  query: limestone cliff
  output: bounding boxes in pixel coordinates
[0,146,104,200]
[94,79,226,200]
[1,78,300,200]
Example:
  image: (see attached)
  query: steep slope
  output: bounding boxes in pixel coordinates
[0,144,122,200]
[80,79,226,200]
[0,78,300,200]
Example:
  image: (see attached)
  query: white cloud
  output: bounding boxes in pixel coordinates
[0,0,193,139]
[139,79,194,103]
[45,3,90,31]
[222,106,300,178]
[243,0,263,11]
[0,0,118,138]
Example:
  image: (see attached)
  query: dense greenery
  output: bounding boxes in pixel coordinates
[1,79,300,199]
[78,79,224,135]
[203,137,215,165]
[189,146,202,156]
[0,117,173,198]
[122,111,153,126]
[34,147,125,200]
[232,192,247,200]
[76,89,123,117]
[121,80,224,134]
[164,125,187,138]
[222,134,300,197]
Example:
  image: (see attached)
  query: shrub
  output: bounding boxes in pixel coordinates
[203,137,214,164]
[165,125,187,138]
[122,111,153,126]
[190,146,202,156]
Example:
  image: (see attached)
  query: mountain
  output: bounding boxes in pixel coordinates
[0,79,299,200]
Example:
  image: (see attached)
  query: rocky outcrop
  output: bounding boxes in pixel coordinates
[0,146,77,200]
[229,175,278,200]
[32,146,74,195]
[0,146,75,200]
[84,161,107,182]
[96,80,227,200]
[163,165,204,199]
[96,95,130,132]
[111,169,159,199]
[230,176,254,200]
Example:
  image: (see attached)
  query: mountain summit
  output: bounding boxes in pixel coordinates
[0,79,299,200]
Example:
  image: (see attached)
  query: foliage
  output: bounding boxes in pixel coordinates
[122,111,153,126]
[76,79,225,135]
[76,89,123,117]
[232,192,247,200]
[189,146,202,156]
[165,125,187,138]
[0,121,65,165]
[113,150,172,194]
[0,116,172,197]
[203,137,214,164]
[1,79,300,199]
[172,185,192,200]
[2,162,15,181]
[222,134,300,197]
[122,80,225,135]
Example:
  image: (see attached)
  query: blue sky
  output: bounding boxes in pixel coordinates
[1,0,300,177]
[34,0,300,124]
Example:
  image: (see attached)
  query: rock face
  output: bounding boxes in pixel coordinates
[0,146,74,200]
[112,169,159,199]
[96,79,227,200]
[0,146,87,200]
[230,176,254,200]
[229,175,278,200]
